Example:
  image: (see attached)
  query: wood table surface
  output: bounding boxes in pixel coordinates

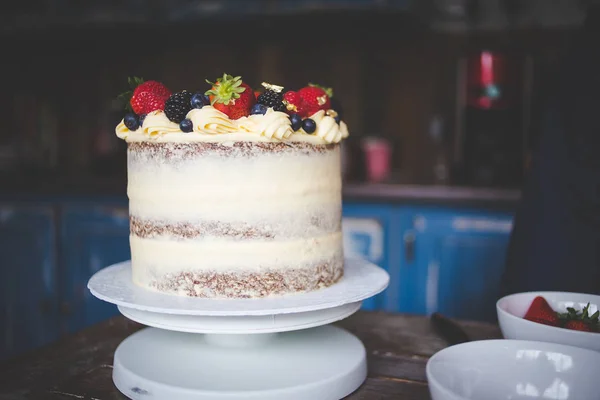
[0,311,502,400]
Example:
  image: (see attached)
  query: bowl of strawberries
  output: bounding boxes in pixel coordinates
[497,291,600,352]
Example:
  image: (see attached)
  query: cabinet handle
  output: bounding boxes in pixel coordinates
[404,231,415,262]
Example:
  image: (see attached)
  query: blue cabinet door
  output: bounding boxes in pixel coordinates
[395,207,513,321]
[342,203,394,311]
[60,205,130,333]
[0,205,58,360]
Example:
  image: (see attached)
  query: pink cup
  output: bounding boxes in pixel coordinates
[362,137,391,183]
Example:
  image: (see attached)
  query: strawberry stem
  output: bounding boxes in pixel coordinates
[308,82,334,98]
[205,73,246,105]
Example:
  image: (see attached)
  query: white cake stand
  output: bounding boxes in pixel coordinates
[88,258,389,400]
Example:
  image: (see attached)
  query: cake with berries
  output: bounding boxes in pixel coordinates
[115,73,349,298]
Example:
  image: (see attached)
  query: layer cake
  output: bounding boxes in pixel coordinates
[115,75,349,298]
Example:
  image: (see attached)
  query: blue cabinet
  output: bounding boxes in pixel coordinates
[60,205,130,333]
[342,203,394,310]
[0,205,58,360]
[393,207,513,321]
[0,195,514,360]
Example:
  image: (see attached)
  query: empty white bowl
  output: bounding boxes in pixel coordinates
[426,339,600,400]
[497,291,600,352]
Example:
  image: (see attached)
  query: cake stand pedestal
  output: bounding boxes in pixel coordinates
[88,258,389,400]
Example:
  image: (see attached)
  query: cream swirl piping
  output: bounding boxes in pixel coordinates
[115,106,349,144]
[307,110,342,144]
[339,120,349,139]
[246,109,293,140]
[116,121,131,140]
[235,115,255,133]
[142,110,180,137]
[187,106,238,135]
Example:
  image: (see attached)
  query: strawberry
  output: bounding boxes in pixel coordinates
[205,74,255,119]
[298,83,332,116]
[564,320,593,332]
[282,91,308,118]
[523,296,560,327]
[130,80,171,115]
[558,303,599,333]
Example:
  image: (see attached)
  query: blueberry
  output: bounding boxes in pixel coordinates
[302,118,316,134]
[180,118,193,133]
[124,113,139,130]
[289,114,302,131]
[139,114,147,127]
[191,93,210,109]
[251,103,268,115]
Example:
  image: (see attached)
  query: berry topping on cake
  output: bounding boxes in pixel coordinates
[139,114,147,127]
[289,114,303,131]
[179,118,193,133]
[191,92,210,109]
[129,79,172,115]
[123,113,140,131]
[254,90,262,100]
[298,84,332,116]
[257,82,286,112]
[251,103,268,115]
[205,74,255,119]
[282,91,308,117]
[302,118,317,134]
[326,109,341,124]
[165,90,193,123]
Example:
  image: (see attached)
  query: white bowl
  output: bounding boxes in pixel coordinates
[497,291,600,352]
[426,339,600,400]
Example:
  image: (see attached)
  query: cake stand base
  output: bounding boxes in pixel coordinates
[113,325,367,400]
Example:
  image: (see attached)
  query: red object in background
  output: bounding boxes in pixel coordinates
[362,137,391,183]
[458,49,528,187]
[466,51,516,109]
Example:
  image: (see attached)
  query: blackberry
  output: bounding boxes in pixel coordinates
[165,90,193,123]
[257,89,286,112]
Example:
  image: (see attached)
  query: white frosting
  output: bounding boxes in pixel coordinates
[339,120,349,139]
[130,232,342,281]
[307,110,343,144]
[246,109,294,140]
[127,149,341,220]
[127,142,344,286]
[187,106,237,134]
[116,107,348,145]
[142,110,180,137]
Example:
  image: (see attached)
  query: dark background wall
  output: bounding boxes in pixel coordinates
[0,1,584,192]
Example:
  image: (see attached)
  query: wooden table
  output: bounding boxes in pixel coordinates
[0,311,501,400]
